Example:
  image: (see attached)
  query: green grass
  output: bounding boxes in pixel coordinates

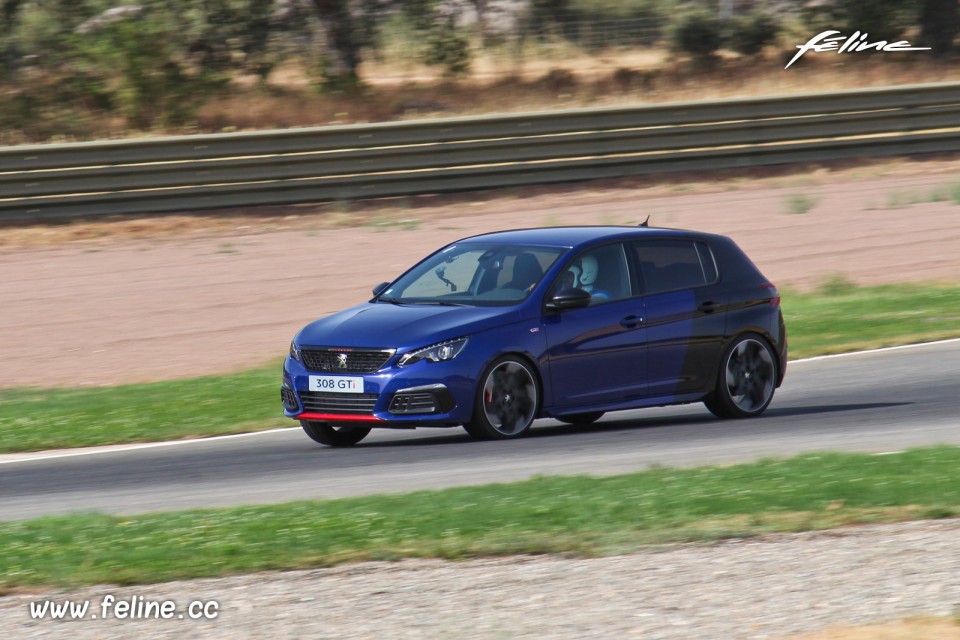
[2,446,960,591]
[369,216,421,231]
[872,181,960,210]
[0,367,288,453]
[782,280,960,358]
[1,282,959,453]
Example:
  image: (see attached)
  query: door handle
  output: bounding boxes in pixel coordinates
[699,301,720,313]
[620,315,644,328]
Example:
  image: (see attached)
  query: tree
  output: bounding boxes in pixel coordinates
[310,0,361,88]
[920,0,958,55]
[799,0,918,42]
[466,0,488,46]
[526,0,574,39]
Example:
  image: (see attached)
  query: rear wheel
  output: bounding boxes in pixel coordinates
[300,421,371,447]
[464,356,541,440]
[704,334,777,419]
[555,412,605,425]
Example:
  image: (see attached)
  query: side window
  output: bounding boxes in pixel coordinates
[634,240,715,294]
[550,244,632,305]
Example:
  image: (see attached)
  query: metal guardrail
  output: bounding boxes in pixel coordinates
[2,82,960,220]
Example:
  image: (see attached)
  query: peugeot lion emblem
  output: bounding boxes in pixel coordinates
[337,353,348,369]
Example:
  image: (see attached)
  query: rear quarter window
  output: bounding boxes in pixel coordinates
[696,241,719,283]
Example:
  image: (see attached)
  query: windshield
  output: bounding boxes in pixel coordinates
[378,243,565,306]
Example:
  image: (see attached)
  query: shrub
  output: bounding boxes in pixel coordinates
[818,274,858,296]
[784,193,819,215]
[540,68,577,93]
[729,13,780,56]
[422,19,470,77]
[76,14,218,128]
[670,11,723,64]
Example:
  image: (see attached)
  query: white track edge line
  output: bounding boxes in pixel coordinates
[789,337,960,363]
[0,427,296,465]
[3,338,959,466]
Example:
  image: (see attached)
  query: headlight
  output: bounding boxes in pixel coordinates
[397,337,468,367]
[289,340,301,361]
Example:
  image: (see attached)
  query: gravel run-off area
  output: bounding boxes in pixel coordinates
[3,519,959,639]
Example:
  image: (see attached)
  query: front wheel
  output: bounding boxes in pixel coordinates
[300,421,371,447]
[464,356,541,440]
[704,334,778,419]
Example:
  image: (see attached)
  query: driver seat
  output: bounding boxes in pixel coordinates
[503,253,543,290]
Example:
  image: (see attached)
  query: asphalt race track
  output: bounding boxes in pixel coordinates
[2,340,958,522]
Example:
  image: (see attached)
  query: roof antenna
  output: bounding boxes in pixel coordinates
[638,215,650,228]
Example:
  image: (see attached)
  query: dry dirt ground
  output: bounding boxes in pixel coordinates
[3,158,960,389]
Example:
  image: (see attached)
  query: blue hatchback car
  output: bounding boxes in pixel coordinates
[282,226,787,446]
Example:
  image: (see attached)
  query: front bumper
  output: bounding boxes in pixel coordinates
[281,355,476,427]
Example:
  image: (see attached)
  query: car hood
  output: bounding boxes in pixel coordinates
[297,302,524,350]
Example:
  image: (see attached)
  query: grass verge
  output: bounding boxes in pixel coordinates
[782,280,960,358]
[2,446,960,592]
[1,281,959,453]
[0,367,288,453]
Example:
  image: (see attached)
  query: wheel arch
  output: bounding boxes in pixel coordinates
[474,350,547,420]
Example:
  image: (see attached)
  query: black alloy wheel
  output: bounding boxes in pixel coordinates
[464,356,541,440]
[705,334,777,419]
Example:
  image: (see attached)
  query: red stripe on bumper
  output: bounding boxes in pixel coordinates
[295,412,384,423]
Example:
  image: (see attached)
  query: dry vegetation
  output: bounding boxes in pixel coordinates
[783,617,960,640]
[152,53,960,135]
[5,49,959,146]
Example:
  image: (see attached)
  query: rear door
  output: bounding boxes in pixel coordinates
[631,239,727,398]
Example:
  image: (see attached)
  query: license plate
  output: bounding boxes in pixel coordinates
[308,376,364,393]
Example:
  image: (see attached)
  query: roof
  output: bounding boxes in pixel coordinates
[459,226,712,248]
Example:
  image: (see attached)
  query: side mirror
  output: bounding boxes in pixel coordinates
[545,287,592,311]
[372,281,390,296]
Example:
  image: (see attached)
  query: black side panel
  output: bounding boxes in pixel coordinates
[710,236,786,385]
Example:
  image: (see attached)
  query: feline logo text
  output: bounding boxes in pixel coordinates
[786,30,930,69]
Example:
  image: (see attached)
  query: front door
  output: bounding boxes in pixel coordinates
[543,243,648,410]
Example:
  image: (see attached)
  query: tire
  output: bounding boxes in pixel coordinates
[704,333,778,419]
[300,420,371,447]
[555,412,605,425]
[463,355,541,440]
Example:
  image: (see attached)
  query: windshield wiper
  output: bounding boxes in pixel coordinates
[376,297,469,306]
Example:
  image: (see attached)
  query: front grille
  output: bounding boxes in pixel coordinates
[389,393,438,414]
[300,348,393,373]
[300,391,378,414]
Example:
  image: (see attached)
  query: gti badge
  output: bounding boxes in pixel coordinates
[337,353,348,369]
